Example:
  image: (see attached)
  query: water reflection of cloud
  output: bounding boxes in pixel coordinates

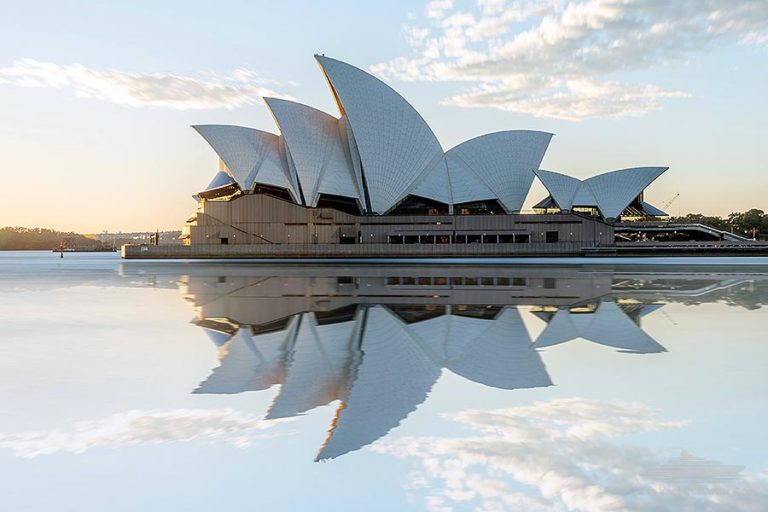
[375,398,767,512]
[0,408,290,458]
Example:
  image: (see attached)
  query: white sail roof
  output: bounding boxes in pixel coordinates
[193,125,299,201]
[445,153,497,204]
[536,166,668,220]
[192,56,672,217]
[316,55,444,213]
[445,131,552,212]
[265,98,361,206]
[338,115,366,207]
[201,170,237,193]
[585,167,667,220]
[406,156,453,205]
[533,169,581,211]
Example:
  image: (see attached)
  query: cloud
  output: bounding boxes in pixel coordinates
[425,0,456,19]
[374,398,768,511]
[447,77,689,121]
[0,408,291,458]
[372,0,768,120]
[0,58,295,109]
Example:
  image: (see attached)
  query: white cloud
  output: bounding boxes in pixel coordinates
[0,58,295,110]
[448,77,689,121]
[0,408,290,458]
[426,0,456,19]
[373,0,768,120]
[375,398,768,511]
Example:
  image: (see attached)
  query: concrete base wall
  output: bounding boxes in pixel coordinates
[122,241,599,259]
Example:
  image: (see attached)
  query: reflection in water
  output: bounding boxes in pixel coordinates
[193,304,550,460]
[2,256,768,512]
[533,302,666,353]
[373,398,767,512]
[178,266,768,460]
[0,409,284,458]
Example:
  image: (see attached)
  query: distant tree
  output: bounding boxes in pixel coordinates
[670,209,767,240]
[0,227,100,250]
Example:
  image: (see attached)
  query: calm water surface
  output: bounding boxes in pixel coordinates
[1,251,767,511]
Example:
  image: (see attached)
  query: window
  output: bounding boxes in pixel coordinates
[454,235,467,244]
[402,277,416,285]
[404,235,419,244]
[499,234,514,243]
[544,277,556,289]
[467,234,482,244]
[220,237,229,245]
[545,231,559,243]
[337,276,354,284]
[465,277,478,286]
[437,235,451,244]
[420,235,435,244]
[454,200,506,215]
[340,235,356,244]
[388,235,404,244]
[386,277,400,285]
[496,277,510,286]
[418,277,431,285]
[434,277,448,285]
[515,233,531,243]
[481,277,495,286]
[512,277,527,286]
[451,277,463,285]
[483,234,498,243]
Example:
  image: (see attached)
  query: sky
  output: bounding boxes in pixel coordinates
[0,0,766,233]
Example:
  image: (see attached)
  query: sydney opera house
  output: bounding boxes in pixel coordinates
[125,55,675,258]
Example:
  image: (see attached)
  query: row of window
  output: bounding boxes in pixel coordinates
[387,233,545,244]
[384,276,531,287]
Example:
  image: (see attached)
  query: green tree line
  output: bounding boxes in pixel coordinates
[0,227,101,250]
[669,208,768,239]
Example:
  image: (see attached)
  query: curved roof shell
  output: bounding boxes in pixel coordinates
[203,170,237,192]
[535,166,668,220]
[192,55,668,218]
[265,98,361,206]
[193,125,299,201]
[533,169,581,211]
[406,156,454,205]
[316,55,444,213]
[446,131,553,212]
[585,167,667,220]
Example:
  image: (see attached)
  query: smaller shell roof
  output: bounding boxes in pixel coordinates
[193,124,299,200]
[535,166,668,220]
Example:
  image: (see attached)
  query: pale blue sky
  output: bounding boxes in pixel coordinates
[0,0,766,232]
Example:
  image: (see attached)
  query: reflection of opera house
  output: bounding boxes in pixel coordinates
[123,55,674,258]
[184,267,690,460]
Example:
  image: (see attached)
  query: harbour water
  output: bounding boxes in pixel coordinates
[1,252,767,511]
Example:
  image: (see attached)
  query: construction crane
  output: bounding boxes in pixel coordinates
[660,193,680,211]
